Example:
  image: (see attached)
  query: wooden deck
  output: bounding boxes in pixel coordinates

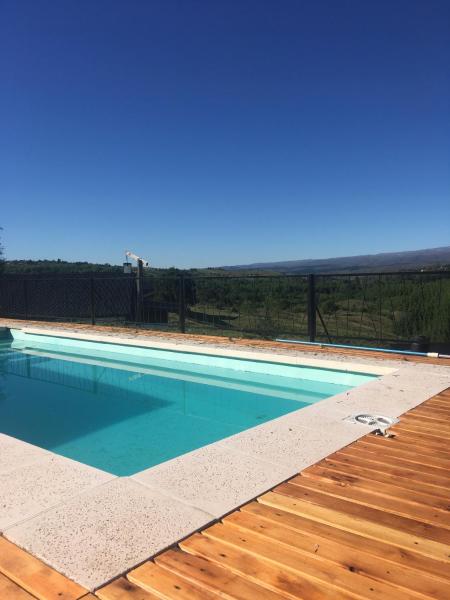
[0,317,448,366]
[0,388,449,599]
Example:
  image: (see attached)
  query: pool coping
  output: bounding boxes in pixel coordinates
[1,324,450,590]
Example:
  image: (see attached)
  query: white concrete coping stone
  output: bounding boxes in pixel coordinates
[19,326,395,376]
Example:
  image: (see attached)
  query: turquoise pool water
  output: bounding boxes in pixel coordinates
[0,333,375,475]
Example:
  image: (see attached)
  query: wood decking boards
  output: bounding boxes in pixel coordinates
[0,317,447,366]
[0,328,448,600]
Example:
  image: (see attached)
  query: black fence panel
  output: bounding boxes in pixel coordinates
[0,275,135,323]
[315,272,450,349]
[184,275,309,339]
[93,277,135,321]
[0,271,449,351]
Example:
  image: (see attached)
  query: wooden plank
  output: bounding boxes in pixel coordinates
[129,561,220,599]
[202,521,424,600]
[321,457,450,498]
[405,413,450,429]
[426,390,450,398]
[0,537,87,600]
[405,416,450,428]
[409,401,450,412]
[336,447,450,480]
[180,532,356,600]
[155,547,287,599]
[412,397,450,407]
[353,440,450,471]
[275,481,450,544]
[392,421,450,440]
[241,502,450,582]
[407,407,450,420]
[224,509,450,600]
[430,404,450,411]
[259,491,450,562]
[430,389,450,403]
[434,392,450,399]
[406,405,450,419]
[0,572,35,599]
[393,417,450,436]
[287,475,450,528]
[403,414,450,431]
[329,451,450,489]
[389,427,450,450]
[404,408,450,421]
[302,465,450,512]
[392,422,450,450]
[423,395,450,405]
[95,577,162,600]
[354,433,450,463]
[359,434,450,461]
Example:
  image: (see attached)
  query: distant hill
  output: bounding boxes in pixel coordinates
[2,259,124,275]
[222,246,450,274]
[2,259,228,277]
[3,246,450,276]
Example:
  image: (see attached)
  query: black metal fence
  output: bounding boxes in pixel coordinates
[1,271,449,351]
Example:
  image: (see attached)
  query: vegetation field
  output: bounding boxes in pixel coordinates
[147,272,450,348]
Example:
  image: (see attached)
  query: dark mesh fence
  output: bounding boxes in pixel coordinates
[185,276,309,339]
[0,275,135,323]
[1,271,449,351]
[315,272,450,348]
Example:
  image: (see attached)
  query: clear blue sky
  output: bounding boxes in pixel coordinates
[1,0,449,268]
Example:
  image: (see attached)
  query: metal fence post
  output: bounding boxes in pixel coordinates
[179,274,186,333]
[90,277,96,325]
[136,259,144,322]
[307,273,316,342]
[23,279,29,320]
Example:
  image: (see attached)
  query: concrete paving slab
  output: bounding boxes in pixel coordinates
[333,369,450,417]
[217,415,371,471]
[5,478,213,591]
[0,434,51,475]
[132,444,294,518]
[0,454,114,531]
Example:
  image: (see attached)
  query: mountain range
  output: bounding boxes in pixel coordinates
[222,246,450,274]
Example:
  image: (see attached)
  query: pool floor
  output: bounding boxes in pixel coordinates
[0,339,372,475]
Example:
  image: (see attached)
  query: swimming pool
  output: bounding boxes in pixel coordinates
[0,330,376,475]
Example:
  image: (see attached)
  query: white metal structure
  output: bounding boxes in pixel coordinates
[125,251,150,267]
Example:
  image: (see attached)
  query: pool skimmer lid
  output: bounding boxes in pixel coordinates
[345,414,399,436]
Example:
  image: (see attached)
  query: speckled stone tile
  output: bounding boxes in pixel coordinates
[5,478,213,591]
[216,415,371,471]
[0,434,51,474]
[132,444,294,518]
[0,454,114,531]
[331,369,450,417]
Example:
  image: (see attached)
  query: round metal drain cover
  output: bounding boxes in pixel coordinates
[354,414,398,428]
[344,414,400,435]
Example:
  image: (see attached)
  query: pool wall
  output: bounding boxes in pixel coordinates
[10,327,382,386]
